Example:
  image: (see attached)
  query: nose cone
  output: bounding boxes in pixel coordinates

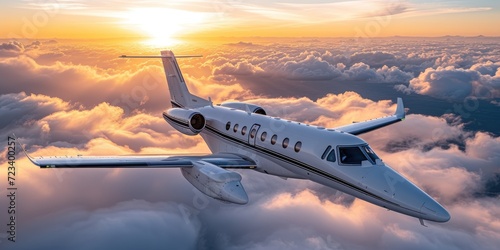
[368,164,450,223]
[420,199,451,222]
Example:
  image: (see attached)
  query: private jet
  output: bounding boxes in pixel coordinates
[21,50,450,225]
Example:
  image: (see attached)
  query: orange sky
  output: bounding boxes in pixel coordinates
[1,0,500,40]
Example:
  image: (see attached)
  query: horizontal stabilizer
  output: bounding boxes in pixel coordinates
[120,55,202,59]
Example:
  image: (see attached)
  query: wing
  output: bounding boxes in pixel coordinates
[333,98,405,135]
[17,139,255,169]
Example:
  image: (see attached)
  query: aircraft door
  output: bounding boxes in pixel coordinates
[248,124,261,146]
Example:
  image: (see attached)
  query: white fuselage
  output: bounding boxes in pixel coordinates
[180,105,450,222]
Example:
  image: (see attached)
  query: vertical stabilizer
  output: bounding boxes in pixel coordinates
[160,50,208,108]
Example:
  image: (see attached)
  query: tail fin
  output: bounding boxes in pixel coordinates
[120,51,208,109]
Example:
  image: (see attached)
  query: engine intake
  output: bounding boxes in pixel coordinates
[163,108,206,135]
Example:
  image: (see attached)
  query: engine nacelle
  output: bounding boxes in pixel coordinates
[220,102,267,115]
[181,161,249,204]
[163,108,206,135]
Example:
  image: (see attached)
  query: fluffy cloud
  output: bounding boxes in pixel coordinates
[0,41,255,112]
[278,54,343,81]
[0,40,44,57]
[6,200,201,250]
[0,41,25,57]
[470,61,500,76]
[0,92,205,153]
[213,61,265,76]
[398,66,500,100]
[343,63,413,83]
[349,51,397,68]
[211,51,411,83]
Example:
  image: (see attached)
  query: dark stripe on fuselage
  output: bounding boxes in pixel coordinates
[163,112,189,129]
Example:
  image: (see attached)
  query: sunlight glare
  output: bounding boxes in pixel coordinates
[125,8,207,46]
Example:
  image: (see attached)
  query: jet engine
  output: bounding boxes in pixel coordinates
[163,108,206,135]
[181,161,249,204]
[220,102,266,115]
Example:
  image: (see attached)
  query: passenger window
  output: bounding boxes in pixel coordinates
[233,124,239,132]
[261,132,267,141]
[226,122,231,131]
[321,146,332,160]
[271,135,277,145]
[326,150,336,162]
[294,141,302,152]
[339,147,367,165]
[241,126,247,135]
[282,138,289,148]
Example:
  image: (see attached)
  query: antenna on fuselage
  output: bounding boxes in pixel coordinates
[419,218,428,227]
[208,97,214,108]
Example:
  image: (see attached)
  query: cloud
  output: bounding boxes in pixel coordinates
[213,61,265,76]
[0,54,172,113]
[0,40,256,113]
[0,92,205,153]
[211,51,412,83]
[0,92,70,128]
[2,89,500,250]
[1,38,500,250]
[471,61,500,76]
[6,200,200,250]
[224,41,257,47]
[0,41,45,57]
[342,63,413,82]
[399,66,500,100]
[349,52,397,68]
[0,41,25,57]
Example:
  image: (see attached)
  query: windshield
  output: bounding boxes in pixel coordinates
[339,146,367,165]
[338,145,380,165]
[362,145,379,164]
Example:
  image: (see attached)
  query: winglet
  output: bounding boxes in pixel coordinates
[395,97,405,120]
[12,134,39,166]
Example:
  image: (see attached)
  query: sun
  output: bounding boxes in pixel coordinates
[125,8,208,45]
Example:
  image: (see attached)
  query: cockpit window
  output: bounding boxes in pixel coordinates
[326,149,336,162]
[362,145,379,164]
[321,146,332,160]
[338,146,368,165]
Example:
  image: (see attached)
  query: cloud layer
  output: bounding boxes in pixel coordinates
[1,38,499,249]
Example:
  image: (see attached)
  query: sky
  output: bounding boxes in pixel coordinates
[1,0,500,40]
[0,1,500,250]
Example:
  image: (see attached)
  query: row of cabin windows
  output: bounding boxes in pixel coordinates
[225,121,301,153]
